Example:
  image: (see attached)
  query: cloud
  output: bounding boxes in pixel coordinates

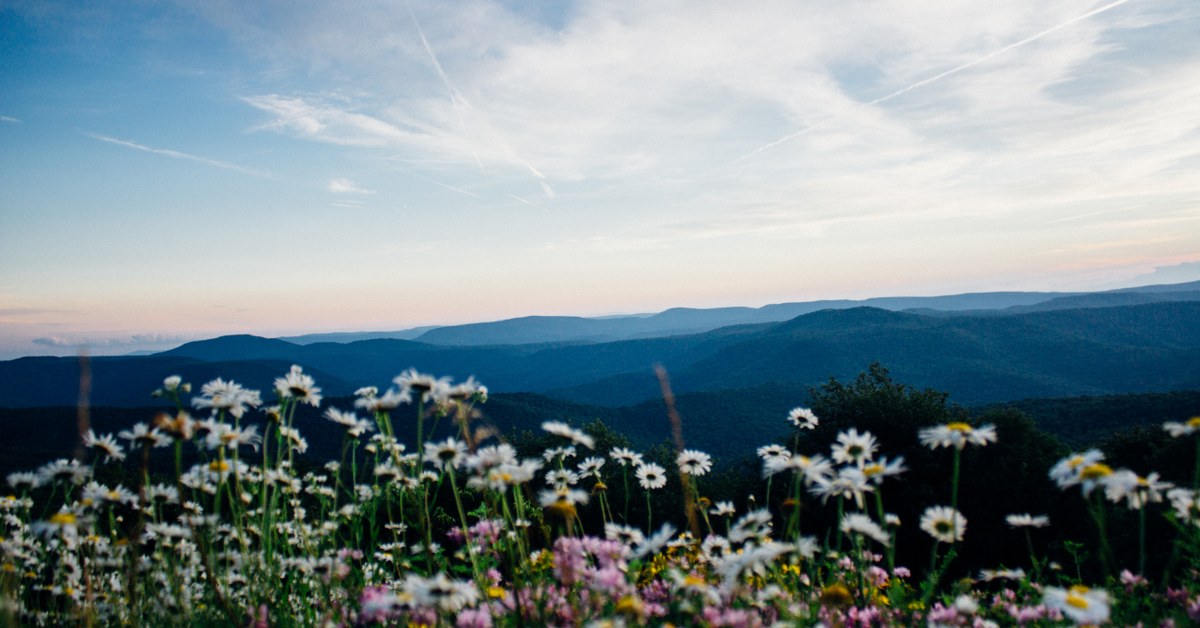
[327,177,373,194]
[0,115,20,124]
[87,133,270,177]
[54,0,1196,305]
[1130,261,1200,285]
[731,0,1135,164]
[32,334,189,350]
[32,336,72,347]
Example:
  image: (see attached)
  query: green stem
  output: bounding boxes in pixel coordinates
[1138,504,1147,576]
[834,496,844,552]
[1024,528,1041,581]
[1089,492,1116,578]
[446,467,483,585]
[875,488,894,570]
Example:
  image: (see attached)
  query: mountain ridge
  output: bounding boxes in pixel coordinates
[2,298,1198,409]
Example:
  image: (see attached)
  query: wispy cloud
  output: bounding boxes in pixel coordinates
[87,133,270,177]
[731,0,1135,165]
[0,115,20,124]
[5,0,1195,334]
[328,177,373,194]
[32,333,191,350]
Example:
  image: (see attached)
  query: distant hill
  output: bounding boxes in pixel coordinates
[278,327,440,345]
[2,300,1199,409]
[273,280,1200,349]
[1000,289,1200,313]
[409,292,1080,346]
[546,302,1200,406]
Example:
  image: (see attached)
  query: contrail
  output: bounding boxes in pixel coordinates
[399,167,485,199]
[507,194,536,207]
[730,0,1133,166]
[87,133,270,177]
[407,2,485,172]
[406,2,554,192]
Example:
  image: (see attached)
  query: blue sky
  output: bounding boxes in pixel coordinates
[1,0,1198,359]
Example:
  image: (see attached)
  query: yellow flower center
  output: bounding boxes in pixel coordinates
[209,460,230,473]
[48,512,76,526]
[946,422,973,432]
[1079,463,1113,480]
[487,586,506,599]
[1187,416,1200,428]
[821,583,854,606]
[544,501,577,519]
[1065,585,1091,609]
[862,464,884,477]
[615,596,643,616]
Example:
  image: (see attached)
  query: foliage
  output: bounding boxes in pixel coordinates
[1,366,1199,626]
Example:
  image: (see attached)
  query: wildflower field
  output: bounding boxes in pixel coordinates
[2,365,1198,626]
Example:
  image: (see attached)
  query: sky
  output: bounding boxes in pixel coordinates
[1,0,1198,360]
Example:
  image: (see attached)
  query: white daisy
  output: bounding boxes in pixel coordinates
[978,568,1026,582]
[324,408,374,438]
[541,421,595,449]
[393,369,451,399]
[466,444,518,471]
[787,407,819,429]
[274,364,322,407]
[119,422,171,449]
[538,486,589,509]
[577,456,605,479]
[1104,470,1173,509]
[710,501,736,517]
[809,466,873,509]
[609,447,644,467]
[1005,513,1049,528]
[756,444,791,463]
[840,513,890,546]
[604,523,645,546]
[1163,416,1200,438]
[423,438,467,470]
[192,378,262,419]
[918,422,997,450]
[354,387,412,412]
[830,428,878,465]
[1043,585,1109,625]
[82,429,126,462]
[543,446,577,463]
[1049,450,1106,490]
[763,453,834,484]
[728,509,774,544]
[920,506,967,544]
[1167,488,1200,525]
[635,462,668,490]
[858,455,906,485]
[544,469,579,488]
[676,449,713,477]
